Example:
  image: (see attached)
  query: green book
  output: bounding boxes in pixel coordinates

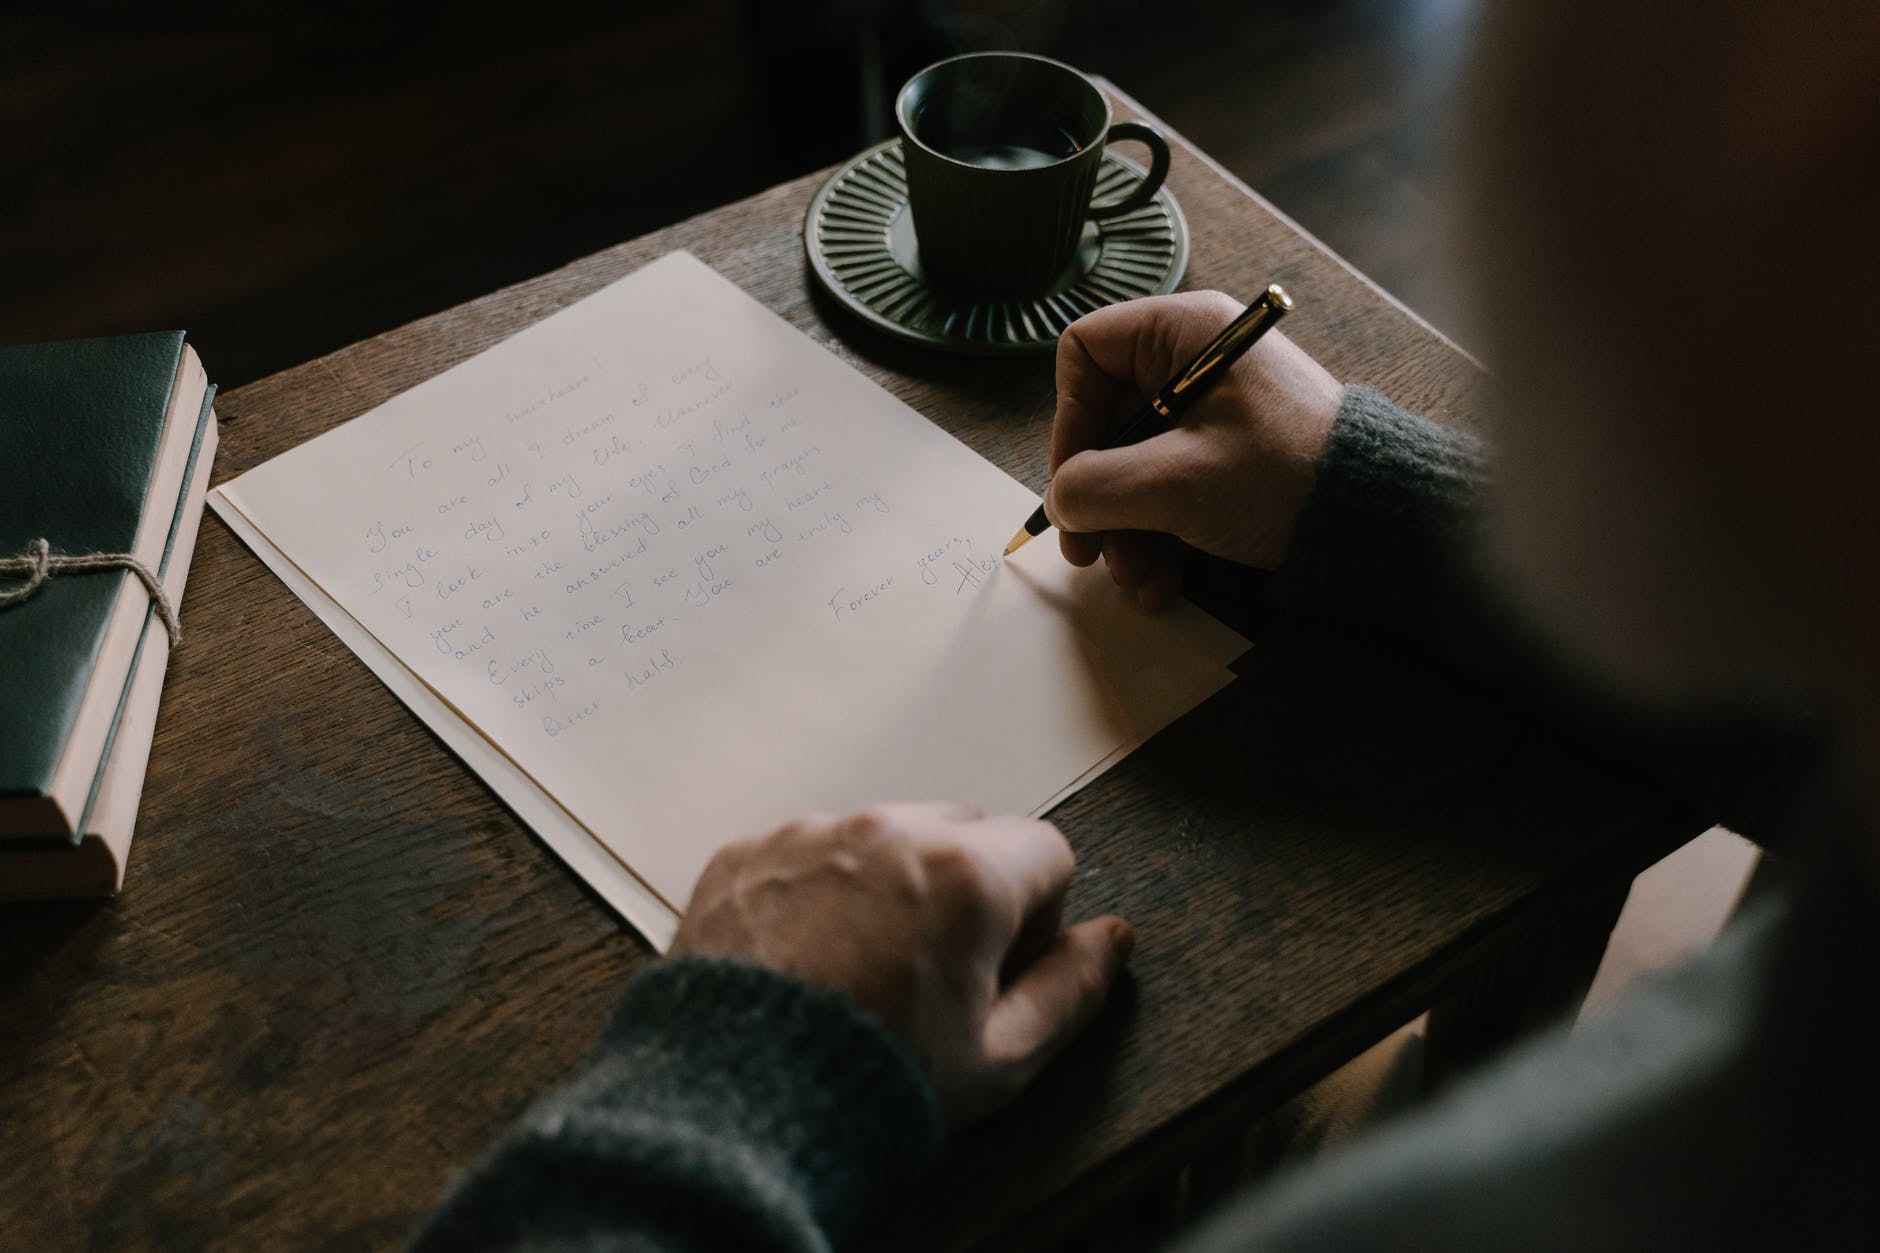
[0,331,209,840]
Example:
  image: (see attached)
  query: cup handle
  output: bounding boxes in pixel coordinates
[1088,120,1171,220]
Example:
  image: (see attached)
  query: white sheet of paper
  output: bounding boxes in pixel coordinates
[211,252,1247,949]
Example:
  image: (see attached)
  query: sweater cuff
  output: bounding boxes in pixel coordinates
[417,959,942,1252]
[598,958,944,1237]
[1269,384,1487,633]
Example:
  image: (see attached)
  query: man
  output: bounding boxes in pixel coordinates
[415,1,1880,1247]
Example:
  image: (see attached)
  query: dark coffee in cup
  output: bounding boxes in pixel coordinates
[943,139,1081,171]
[896,53,1171,298]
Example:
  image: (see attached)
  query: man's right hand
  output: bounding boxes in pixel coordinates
[1045,291,1346,608]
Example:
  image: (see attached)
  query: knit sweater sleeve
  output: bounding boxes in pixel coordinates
[1264,385,1819,838]
[410,958,942,1253]
[1268,384,1492,642]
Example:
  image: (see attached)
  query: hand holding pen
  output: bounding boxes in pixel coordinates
[1019,288,1347,609]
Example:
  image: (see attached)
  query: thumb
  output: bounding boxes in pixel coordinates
[1045,435,1197,538]
[982,916,1133,1084]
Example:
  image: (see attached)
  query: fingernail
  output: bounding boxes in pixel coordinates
[1110,918,1136,961]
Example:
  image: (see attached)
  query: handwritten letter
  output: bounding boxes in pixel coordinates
[212,253,1244,946]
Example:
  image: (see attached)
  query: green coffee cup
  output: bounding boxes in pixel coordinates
[896,52,1172,299]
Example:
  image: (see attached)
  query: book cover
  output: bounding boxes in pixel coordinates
[0,331,191,835]
[0,397,219,899]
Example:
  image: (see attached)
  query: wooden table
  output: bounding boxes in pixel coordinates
[0,88,1698,1251]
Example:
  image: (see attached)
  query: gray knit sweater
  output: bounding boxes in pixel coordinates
[413,387,1869,1251]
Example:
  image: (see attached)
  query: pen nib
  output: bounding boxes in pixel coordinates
[1003,527,1033,556]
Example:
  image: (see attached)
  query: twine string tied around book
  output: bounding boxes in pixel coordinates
[0,538,181,647]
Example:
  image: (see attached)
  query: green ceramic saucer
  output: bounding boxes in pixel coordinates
[804,139,1189,356]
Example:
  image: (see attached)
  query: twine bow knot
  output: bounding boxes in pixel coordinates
[0,538,181,646]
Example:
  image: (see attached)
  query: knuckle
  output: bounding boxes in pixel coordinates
[1044,476,1085,527]
[713,834,761,867]
[1158,291,1242,363]
[920,842,993,905]
[1188,289,1242,320]
[1069,298,1130,337]
[685,853,731,901]
[833,806,920,867]
[1055,322,1093,369]
[764,810,845,859]
[1031,818,1074,863]
[767,815,817,845]
[849,804,899,840]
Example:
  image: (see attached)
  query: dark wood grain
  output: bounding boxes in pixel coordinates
[0,87,1696,1252]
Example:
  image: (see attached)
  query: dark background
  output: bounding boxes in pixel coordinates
[3,0,1472,386]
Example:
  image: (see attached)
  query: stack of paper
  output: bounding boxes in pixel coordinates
[211,253,1244,949]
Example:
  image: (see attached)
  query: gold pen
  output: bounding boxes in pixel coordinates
[1005,283,1295,555]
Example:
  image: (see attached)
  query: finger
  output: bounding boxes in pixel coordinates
[953,815,1075,922]
[983,915,1134,1077]
[1137,541,1186,611]
[866,799,983,828]
[1000,881,1066,987]
[1059,528,1104,567]
[1059,291,1245,397]
[1051,329,1131,476]
[1044,431,1201,539]
[1051,291,1243,474]
[1102,530,1156,590]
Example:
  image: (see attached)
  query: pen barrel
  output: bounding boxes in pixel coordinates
[1035,281,1295,532]
[1114,286,1291,449]
[1165,285,1291,411]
